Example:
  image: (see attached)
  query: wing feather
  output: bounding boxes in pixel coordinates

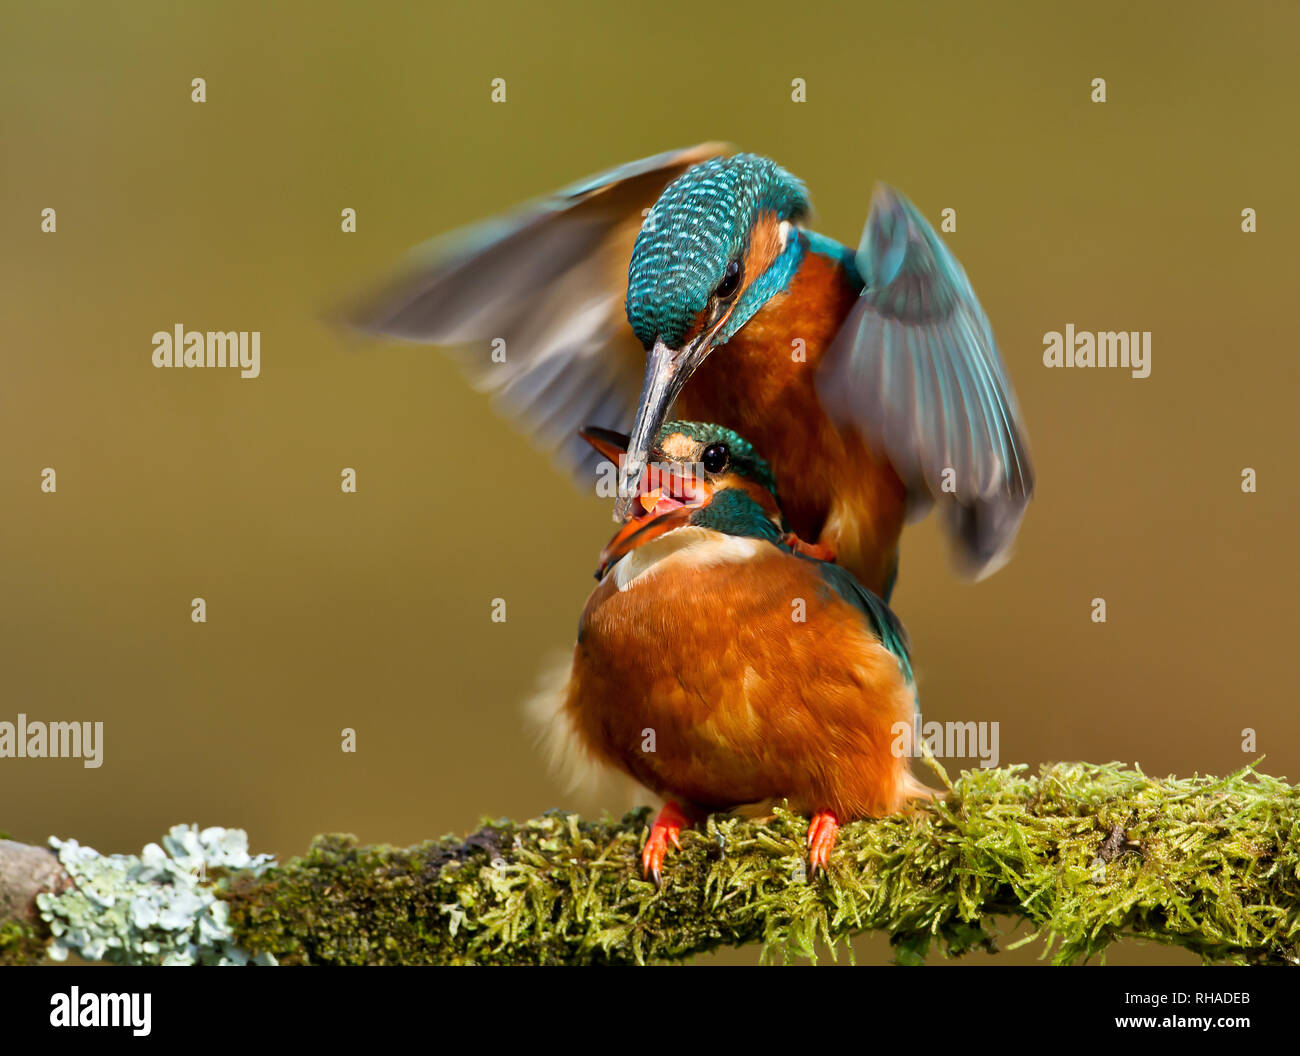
[346,143,731,482]
[816,185,1034,575]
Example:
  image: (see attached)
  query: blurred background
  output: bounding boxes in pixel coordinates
[2,1,1296,965]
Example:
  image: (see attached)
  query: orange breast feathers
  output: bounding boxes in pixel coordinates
[559,537,924,821]
[674,246,907,596]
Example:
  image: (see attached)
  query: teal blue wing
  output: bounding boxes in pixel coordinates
[346,143,730,480]
[812,559,914,684]
[815,185,1033,577]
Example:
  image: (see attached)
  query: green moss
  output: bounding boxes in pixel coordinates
[221,762,1300,966]
[0,919,49,966]
[8,762,1295,965]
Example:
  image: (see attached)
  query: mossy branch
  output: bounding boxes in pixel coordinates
[3,762,1299,965]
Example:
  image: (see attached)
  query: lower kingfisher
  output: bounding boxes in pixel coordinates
[533,419,929,882]
[350,144,1033,599]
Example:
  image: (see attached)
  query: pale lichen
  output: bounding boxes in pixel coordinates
[36,825,276,965]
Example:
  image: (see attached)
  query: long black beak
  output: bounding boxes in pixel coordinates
[578,426,630,465]
[614,336,710,520]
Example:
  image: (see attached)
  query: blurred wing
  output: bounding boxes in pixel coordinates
[347,143,731,480]
[816,185,1034,577]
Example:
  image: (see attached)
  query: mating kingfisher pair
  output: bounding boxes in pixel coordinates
[352,143,1033,880]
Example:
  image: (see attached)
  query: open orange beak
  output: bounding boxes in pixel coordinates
[581,426,714,578]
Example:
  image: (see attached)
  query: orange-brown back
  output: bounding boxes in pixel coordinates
[675,249,907,596]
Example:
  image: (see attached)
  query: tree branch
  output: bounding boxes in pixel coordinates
[3,762,1298,965]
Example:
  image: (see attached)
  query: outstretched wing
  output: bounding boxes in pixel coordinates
[346,143,731,480]
[815,185,1033,577]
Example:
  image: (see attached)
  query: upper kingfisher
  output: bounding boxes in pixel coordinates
[532,419,930,882]
[350,144,1033,598]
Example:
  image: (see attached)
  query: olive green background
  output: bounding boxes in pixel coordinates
[3,1,1296,965]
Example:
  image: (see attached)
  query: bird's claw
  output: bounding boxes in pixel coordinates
[642,801,689,885]
[780,532,837,563]
[806,810,840,874]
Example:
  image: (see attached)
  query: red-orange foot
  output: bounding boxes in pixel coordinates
[780,532,836,563]
[642,801,691,885]
[806,810,841,874]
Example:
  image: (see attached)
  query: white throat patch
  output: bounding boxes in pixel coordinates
[611,526,767,591]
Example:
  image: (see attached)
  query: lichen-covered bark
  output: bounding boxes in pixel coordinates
[6,763,1300,965]
[221,762,1300,965]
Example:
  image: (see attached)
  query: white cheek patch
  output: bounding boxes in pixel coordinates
[778,220,791,250]
[612,527,768,591]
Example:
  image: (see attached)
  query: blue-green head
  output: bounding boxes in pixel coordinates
[583,419,785,578]
[616,154,810,520]
[626,154,809,351]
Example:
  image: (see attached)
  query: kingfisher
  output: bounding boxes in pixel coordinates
[350,144,1033,598]
[530,420,929,882]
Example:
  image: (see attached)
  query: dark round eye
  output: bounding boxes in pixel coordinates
[701,443,729,474]
[713,259,743,301]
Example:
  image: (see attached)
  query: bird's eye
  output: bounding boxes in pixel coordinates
[701,443,729,474]
[713,259,743,301]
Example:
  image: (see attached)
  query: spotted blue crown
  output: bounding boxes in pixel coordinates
[624,154,809,350]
